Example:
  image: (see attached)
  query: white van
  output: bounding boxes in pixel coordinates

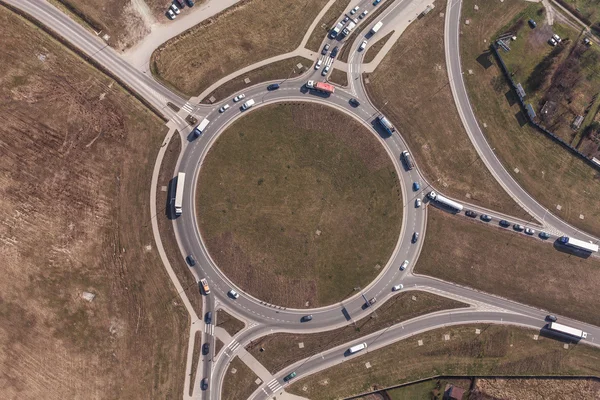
[241,99,255,111]
[348,342,367,354]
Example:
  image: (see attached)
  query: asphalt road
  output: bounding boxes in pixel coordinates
[7,0,600,398]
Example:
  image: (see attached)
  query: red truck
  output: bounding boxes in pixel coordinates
[306,80,335,95]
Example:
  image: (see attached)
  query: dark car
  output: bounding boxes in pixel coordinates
[205,311,212,324]
[513,224,524,232]
[267,83,280,91]
[185,0,195,6]
[465,210,478,218]
[546,314,557,322]
[322,43,330,55]
[539,231,551,239]
[528,19,537,28]
[301,315,313,322]
[412,232,419,243]
[349,98,360,107]
[201,378,209,390]
[174,0,185,7]
[499,220,510,227]
[186,255,196,266]
[480,214,492,222]
[330,46,339,58]
[284,372,297,382]
[373,0,382,5]
[202,342,210,355]
[412,182,420,191]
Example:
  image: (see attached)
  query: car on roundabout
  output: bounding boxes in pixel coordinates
[480,214,492,222]
[284,372,297,382]
[415,198,422,208]
[219,104,230,113]
[228,289,240,299]
[525,227,535,235]
[412,182,420,191]
[200,378,208,390]
[400,260,409,270]
[267,83,280,91]
[301,315,313,322]
[349,98,360,107]
[412,232,419,243]
[539,232,551,239]
[392,284,403,291]
[233,93,245,102]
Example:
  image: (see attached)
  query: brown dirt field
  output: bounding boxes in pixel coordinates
[222,356,261,400]
[151,0,329,97]
[196,103,402,307]
[52,0,186,50]
[246,291,467,374]
[156,132,203,318]
[288,325,600,399]
[305,0,352,52]
[201,56,312,103]
[216,309,245,336]
[189,331,202,396]
[364,1,526,218]
[416,207,600,326]
[0,8,188,400]
[363,30,394,63]
[460,0,600,236]
[476,378,600,400]
[328,68,348,86]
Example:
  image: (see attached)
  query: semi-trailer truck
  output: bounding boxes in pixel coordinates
[558,236,599,253]
[427,191,464,212]
[306,80,335,94]
[377,115,395,134]
[192,118,210,138]
[548,322,587,339]
[174,172,185,216]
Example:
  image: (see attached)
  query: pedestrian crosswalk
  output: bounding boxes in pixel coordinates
[319,55,334,68]
[266,379,282,393]
[226,340,241,353]
[204,324,214,335]
[182,102,195,113]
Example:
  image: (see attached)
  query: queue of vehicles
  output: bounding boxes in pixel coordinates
[167,0,195,20]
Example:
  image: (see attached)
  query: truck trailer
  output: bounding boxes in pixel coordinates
[548,322,587,339]
[174,172,185,216]
[371,21,383,34]
[558,236,599,253]
[342,21,356,36]
[427,191,464,212]
[306,80,335,94]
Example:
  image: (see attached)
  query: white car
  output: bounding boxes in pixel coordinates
[359,40,367,51]
[228,289,240,299]
[350,5,359,14]
[415,198,422,208]
[233,94,246,102]
[322,65,330,76]
[360,10,368,18]
[552,33,561,43]
[392,284,404,291]
[549,37,557,46]
[315,59,322,70]
[219,104,230,113]
[170,4,180,14]
[400,260,409,271]
[167,9,176,19]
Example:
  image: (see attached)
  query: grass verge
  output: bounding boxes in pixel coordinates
[189,332,202,396]
[0,8,187,399]
[364,1,525,217]
[363,30,394,63]
[328,68,348,86]
[217,309,246,336]
[305,0,352,52]
[246,291,467,374]
[222,356,261,400]
[197,103,402,307]
[288,324,600,399]
[201,56,312,103]
[151,0,328,97]
[156,133,204,318]
[460,0,600,236]
[416,207,600,326]
[215,338,225,356]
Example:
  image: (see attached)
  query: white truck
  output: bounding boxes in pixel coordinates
[241,99,255,111]
[174,172,185,216]
[342,21,356,37]
[427,191,464,212]
[548,322,587,339]
[331,22,344,38]
[348,342,367,354]
[371,21,383,34]
[192,118,210,138]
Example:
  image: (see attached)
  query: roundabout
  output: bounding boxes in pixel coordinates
[196,103,403,308]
